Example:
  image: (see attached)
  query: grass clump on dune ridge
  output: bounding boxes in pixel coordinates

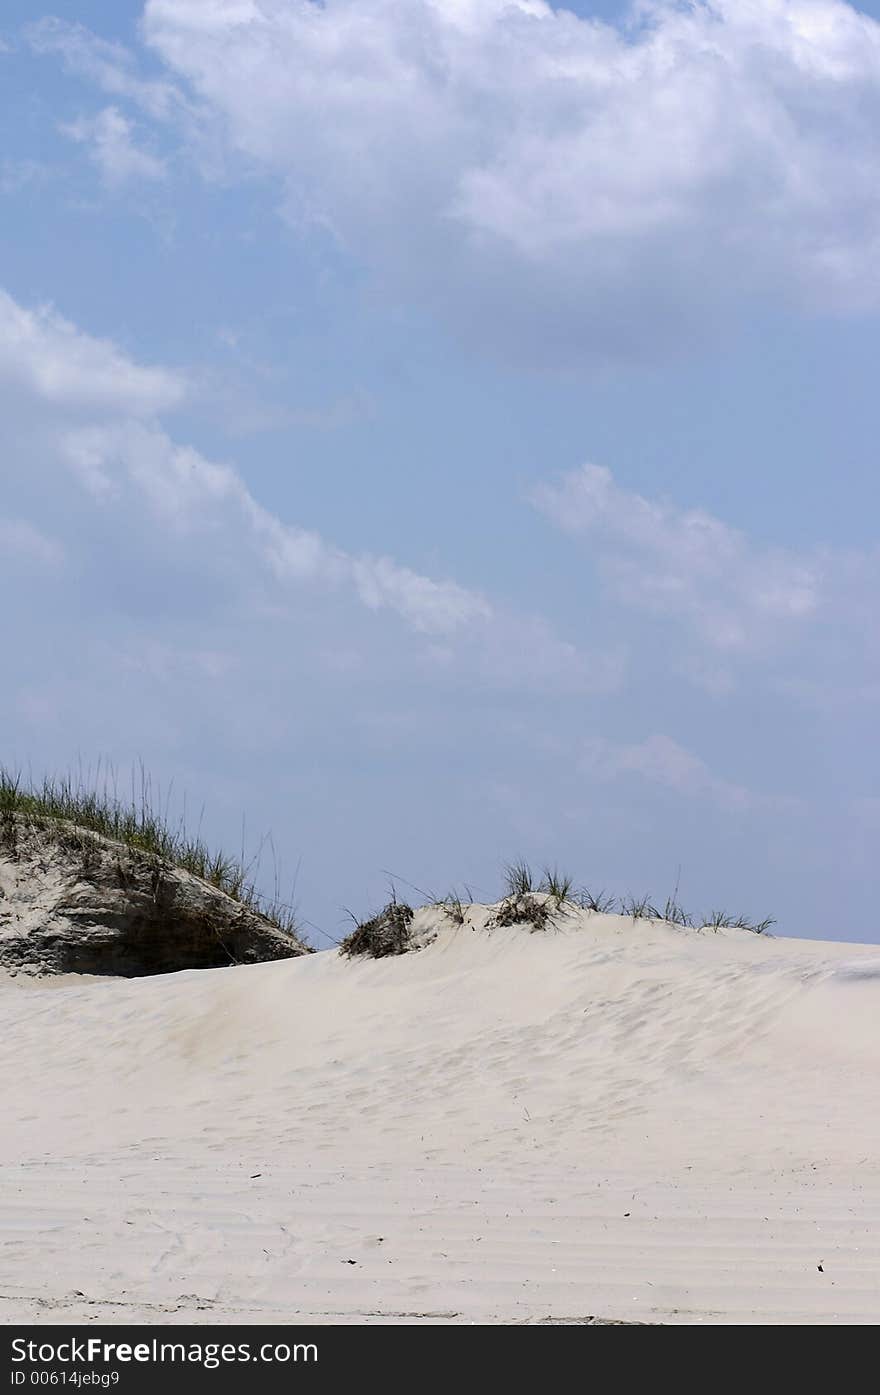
[704,909,775,935]
[495,860,774,937]
[0,764,303,939]
[340,898,415,958]
[490,893,554,932]
[436,890,467,925]
[489,861,555,932]
[344,860,775,957]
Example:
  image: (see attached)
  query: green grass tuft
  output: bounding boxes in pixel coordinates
[621,894,659,922]
[503,859,535,897]
[703,910,775,935]
[577,887,619,914]
[661,896,693,928]
[435,890,467,925]
[539,866,574,907]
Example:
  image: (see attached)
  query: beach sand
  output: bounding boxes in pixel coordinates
[2,907,879,1325]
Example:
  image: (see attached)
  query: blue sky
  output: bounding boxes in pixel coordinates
[2,1,880,943]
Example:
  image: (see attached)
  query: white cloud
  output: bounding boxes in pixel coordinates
[532,463,822,651]
[0,284,616,675]
[26,18,182,121]
[0,518,64,569]
[407,603,624,695]
[57,417,492,635]
[350,552,492,633]
[3,286,608,660]
[0,288,184,415]
[582,732,797,813]
[117,639,237,681]
[0,158,53,195]
[61,106,167,185]
[46,409,488,635]
[130,0,880,362]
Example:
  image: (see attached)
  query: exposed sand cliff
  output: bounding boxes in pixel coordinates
[0,815,309,976]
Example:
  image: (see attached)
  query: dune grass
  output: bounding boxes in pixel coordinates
[502,861,571,907]
[0,764,302,939]
[341,857,775,948]
[437,891,467,926]
[503,859,536,898]
[704,909,775,935]
[499,860,773,935]
[578,888,619,914]
[345,862,775,958]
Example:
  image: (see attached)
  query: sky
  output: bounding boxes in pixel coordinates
[2,0,880,945]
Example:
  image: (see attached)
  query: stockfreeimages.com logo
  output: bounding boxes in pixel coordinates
[11,1338,318,1373]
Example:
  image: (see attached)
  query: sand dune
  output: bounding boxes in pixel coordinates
[2,906,879,1324]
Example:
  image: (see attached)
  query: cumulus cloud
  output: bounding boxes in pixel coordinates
[582,732,798,813]
[26,17,182,121]
[0,284,487,634]
[0,288,183,415]
[0,158,53,196]
[123,0,880,362]
[585,731,745,805]
[532,462,822,651]
[61,106,167,185]
[57,418,492,635]
[0,518,65,569]
[58,414,617,679]
[0,285,618,681]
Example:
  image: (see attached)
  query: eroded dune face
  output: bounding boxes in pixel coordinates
[1,908,879,1325]
[0,815,308,976]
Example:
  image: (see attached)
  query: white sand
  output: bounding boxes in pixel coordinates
[2,906,879,1325]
